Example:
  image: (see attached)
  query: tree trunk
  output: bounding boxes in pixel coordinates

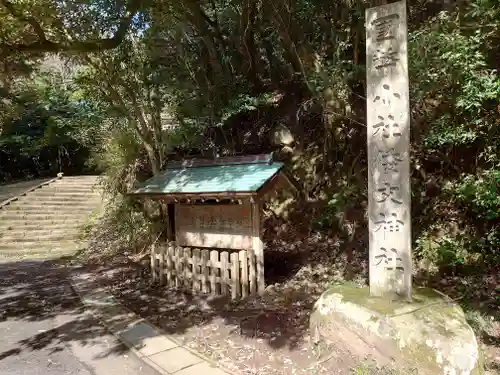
[183,1,224,82]
[269,2,312,92]
[240,0,261,89]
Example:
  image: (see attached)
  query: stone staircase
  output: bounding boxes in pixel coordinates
[0,178,51,202]
[0,175,102,261]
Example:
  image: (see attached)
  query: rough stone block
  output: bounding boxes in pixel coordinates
[310,284,484,375]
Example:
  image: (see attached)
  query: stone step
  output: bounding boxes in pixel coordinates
[0,244,83,260]
[0,223,83,231]
[0,213,91,221]
[0,175,101,262]
[38,188,101,194]
[11,195,102,205]
[46,178,100,186]
[16,195,101,203]
[1,203,100,211]
[0,205,96,213]
[60,175,100,180]
[0,229,80,242]
[53,178,99,186]
[0,239,83,251]
[0,250,76,262]
[29,190,100,196]
[0,221,86,230]
[0,226,79,236]
[49,185,99,190]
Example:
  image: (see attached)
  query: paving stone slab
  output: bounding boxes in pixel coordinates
[148,347,203,373]
[70,272,233,375]
[98,304,137,326]
[117,321,160,348]
[138,336,178,357]
[174,362,228,375]
[82,291,119,306]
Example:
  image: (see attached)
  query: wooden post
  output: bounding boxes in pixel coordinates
[166,243,173,284]
[201,249,209,293]
[210,250,218,295]
[183,247,191,290]
[175,246,183,288]
[151,242,157,283]
[240,250,249,299]
[159,243,165,285]
[220,251,229,296]
[251,202,265,294]
[231,252,240,300]
[193,248,201,292]
[248,249,257,294]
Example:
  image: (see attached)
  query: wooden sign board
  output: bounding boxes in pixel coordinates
[175,204,253,249]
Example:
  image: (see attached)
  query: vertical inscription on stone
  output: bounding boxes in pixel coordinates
[366,1,411,299]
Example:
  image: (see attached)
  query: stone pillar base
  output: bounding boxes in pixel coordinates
[310,284,484,375]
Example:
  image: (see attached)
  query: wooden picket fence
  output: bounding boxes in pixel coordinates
[151,241,258,300]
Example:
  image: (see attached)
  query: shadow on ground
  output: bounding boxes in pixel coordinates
[0,259,130,362]
[74,239,371,375]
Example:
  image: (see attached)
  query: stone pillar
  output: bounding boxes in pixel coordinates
[366,0,412,299]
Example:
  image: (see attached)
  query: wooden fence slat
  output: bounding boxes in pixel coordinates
[220,252,229,296]
[251,203,265,294]
[151,242,157,283]
[201,250,209,293]
[231,252,240,300]
[158,244,165,285]
[240,250,249,298]
[193,248,201,293]
[166,243,174,284]
[248,249,257,294]
[210,250,220,296]
[175,246,183,288]
[151,241,259,300]
[183,248,192,290]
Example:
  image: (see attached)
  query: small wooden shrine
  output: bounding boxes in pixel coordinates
[128,154,298,298]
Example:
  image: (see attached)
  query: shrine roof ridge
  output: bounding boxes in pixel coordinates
[127,153,297,198]
[165,153,273,169]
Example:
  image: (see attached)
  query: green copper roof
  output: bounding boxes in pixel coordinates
[130,161,284,195]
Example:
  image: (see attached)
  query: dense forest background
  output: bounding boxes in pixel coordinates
[1,0,499,283]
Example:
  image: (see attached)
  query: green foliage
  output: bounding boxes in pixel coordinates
[2,0,499,279]
[91,127,145,198]
[415,231,470,269]
[446,170,500,220]
[313,184,360,230]
[408,1,500,270]
[219,93,278,124]
[409,5,500,165]
[0,64,103,182]
[464,309,495,336]
[84,195,158,259]
[422,115,477,149]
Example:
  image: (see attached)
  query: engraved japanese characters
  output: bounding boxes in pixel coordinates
[366,1,412,298]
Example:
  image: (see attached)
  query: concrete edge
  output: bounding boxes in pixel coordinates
[68,277,234,375]
[0,174,63,209]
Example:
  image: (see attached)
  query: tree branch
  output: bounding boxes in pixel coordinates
[0,0,143,57]
[1,0,47,41]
